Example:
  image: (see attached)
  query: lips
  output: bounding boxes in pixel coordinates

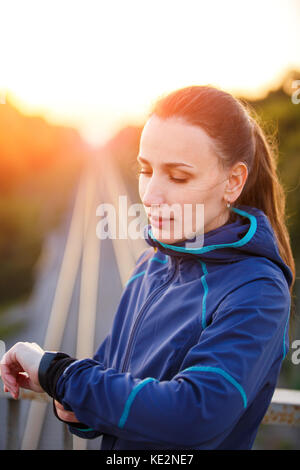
[150,215,174,222]
[149,215,174,228]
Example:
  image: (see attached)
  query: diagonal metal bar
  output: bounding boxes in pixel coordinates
[20,169,88,450]
[72,158,102,450]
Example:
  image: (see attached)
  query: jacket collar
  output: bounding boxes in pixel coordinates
[143,204,293,287]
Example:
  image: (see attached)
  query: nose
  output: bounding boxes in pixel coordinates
[141,174,166,210]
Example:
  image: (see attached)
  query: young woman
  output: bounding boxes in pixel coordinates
[0,85,295,450]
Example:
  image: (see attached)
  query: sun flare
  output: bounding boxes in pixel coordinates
[0,0,299,145]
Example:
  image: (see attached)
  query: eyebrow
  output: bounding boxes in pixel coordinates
[137,155,194,169]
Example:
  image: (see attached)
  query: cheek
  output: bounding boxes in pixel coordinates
[138,179,146,200]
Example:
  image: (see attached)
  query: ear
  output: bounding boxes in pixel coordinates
[224,162,248,203]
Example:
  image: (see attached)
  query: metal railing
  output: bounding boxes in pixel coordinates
[1,151,299,449]
[262,388,300,426]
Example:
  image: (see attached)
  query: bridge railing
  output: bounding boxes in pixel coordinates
[1,384,299,450]
[1,152,299,449]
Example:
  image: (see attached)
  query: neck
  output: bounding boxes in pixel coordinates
[204,208,231,234]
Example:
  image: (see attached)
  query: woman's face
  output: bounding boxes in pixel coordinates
[138,115,242,244]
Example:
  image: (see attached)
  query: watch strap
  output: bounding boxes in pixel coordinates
[38,351,76,398]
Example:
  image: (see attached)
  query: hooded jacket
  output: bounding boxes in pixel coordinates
[41,204,292,450]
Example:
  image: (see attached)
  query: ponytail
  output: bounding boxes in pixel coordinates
[237,116,296,322]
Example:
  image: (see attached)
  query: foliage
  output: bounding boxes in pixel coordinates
[0,100,88,330]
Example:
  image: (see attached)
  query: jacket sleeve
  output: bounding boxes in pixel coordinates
[66,249,153,439]
[55,276,290,448]
[66,336,114,439]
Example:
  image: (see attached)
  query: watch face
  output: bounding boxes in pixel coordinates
[38,352,58,392]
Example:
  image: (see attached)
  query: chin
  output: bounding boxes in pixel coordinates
[150,225,184,245]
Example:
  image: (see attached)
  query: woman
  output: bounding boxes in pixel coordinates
[0,85,295,450]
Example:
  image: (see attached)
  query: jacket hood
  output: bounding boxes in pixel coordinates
[143,204,293,288]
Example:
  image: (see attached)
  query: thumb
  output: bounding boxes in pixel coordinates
[16,371,43,393]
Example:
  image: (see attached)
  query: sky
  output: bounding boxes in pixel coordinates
[0,0,299,146]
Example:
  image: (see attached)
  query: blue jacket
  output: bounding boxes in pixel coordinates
[54,205,292,450]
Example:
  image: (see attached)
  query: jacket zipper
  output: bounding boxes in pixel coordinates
[120,257,179,373]
[109,257,179,450]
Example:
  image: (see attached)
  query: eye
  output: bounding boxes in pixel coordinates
[136,169,188,184]
[169,176,188,184]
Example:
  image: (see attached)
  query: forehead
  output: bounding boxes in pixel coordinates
[139,115,219,168]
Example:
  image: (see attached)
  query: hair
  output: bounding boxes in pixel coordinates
[140,85,296,323]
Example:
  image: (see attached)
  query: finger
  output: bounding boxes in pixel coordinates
[13,385,19,400]
[57,410,67,420]
[0,363,18,388]
[1,343,26,376]
[56,408,70,420]
[3,381,14,395]
[4,384,19,400]
[57,409,80,423]
[0,349,20,385]
[54,400,65,411]
[10,362,24,374]
[15,372,43,394]
[16,372,31,389]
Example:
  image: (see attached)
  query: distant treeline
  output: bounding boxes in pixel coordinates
[0,101,88,312]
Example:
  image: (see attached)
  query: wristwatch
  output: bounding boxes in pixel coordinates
[38,351,76,399]
[38,351,94,431]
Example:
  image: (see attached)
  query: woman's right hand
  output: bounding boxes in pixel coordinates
[54,400,80,423]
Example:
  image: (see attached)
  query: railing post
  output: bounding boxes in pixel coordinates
[6,398,20,450]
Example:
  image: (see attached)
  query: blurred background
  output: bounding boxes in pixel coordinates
[0,0,299,450]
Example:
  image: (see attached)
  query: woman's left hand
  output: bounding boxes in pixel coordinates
[0,342,45,399]
[54,400,80,423]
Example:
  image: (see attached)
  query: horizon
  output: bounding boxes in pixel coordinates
[0,0,299,146]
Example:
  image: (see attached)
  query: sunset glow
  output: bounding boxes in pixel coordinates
[0,0,299,145]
